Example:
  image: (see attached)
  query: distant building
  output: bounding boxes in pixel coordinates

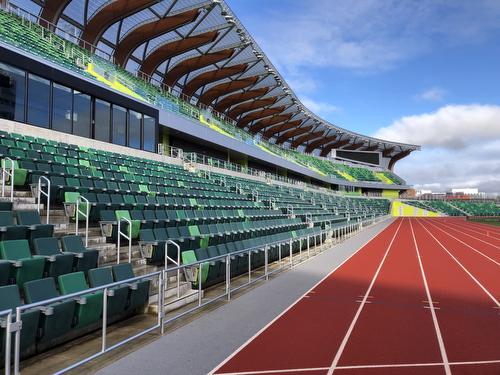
[451,188,479,195]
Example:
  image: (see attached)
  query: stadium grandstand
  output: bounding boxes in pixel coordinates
[0,0,498,374]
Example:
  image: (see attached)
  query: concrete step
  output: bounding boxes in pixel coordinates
[54,224,102,236]
[0,197,37,204]
[148,288,202,314]
[0,189,33,198]
[41,209,66,217]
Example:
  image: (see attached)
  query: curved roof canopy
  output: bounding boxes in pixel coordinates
[29,0,419,162]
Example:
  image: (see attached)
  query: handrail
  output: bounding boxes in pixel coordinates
[12,271,162,375]
[1,157,14,202]
[235,182,243,194]
[75,195,90,247]
[252,189,259,202]
[37,176,50,224]
[268,197,276,209]
[117,217,132,264]
[1,308,13,375]
[164,240,181,299]
[305,213,313,225]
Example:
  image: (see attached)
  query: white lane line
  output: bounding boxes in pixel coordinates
[409,218,451,375]
[208,217,396,375]
[436,220,500,248]
[325,218,405,375]
[216,367,328,375]
[423,220,500,266]
[460,220,500,235]
[416,220,500,309]
[215,359,500,374]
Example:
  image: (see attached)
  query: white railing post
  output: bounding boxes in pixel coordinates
[101,288,108,352]
[165,240,181,299]
[2,157,15,202]
[75,195,90,247]
[1,309,12,375]
[37,176,51,224]
[13,307,20,375]
[117,217,132,264]
[264,245,269,280]
[226,254,231,301]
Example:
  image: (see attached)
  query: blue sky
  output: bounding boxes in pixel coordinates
[226,0,500,193]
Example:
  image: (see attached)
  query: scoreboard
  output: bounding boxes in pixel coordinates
[331,149,380,166]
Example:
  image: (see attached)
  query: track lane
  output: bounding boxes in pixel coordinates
[424,219,500,265]
[413,219,500,365]
[334,219,446,374]
[419,219,500,300]
[212,220,403,375]
[457,220,500,236]
[436,220,500,249]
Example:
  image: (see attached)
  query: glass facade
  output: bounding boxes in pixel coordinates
[0,62,25,122]
[73,91,91,138]
[27,74,50,128]
[52,83,72,134]
[0,62,157,151]
[94,99,111,142]
[128,110,141,149]
[112,105,127,146]
[143,115,156,152]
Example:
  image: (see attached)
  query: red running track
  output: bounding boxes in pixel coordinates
[209,217,500,375]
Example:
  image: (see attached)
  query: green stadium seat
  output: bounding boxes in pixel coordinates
[60,235,98,272]
[15,210,54,242]
[0,210,28,241]
[58,272,103,328]
[111,263,150,312]
[0,285,39,360]
[32,237,74,277]
[23,277,75,349]
[88,267,128,321]
[0,240,45,287]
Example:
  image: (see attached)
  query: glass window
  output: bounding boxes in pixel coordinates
[128,110,142,149]
[94,99,110,142]
[52,83,72,133]
[143,115,156,152]
[73,91,91,138]
[0,62,25,122]
[112,105,127,146]
[27,74,50,128]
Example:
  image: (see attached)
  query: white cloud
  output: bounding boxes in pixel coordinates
[374,104,500,192]
[415,87,447,102]
[247,0,500,73]
[375,104,500,149]
[300,97,340,116]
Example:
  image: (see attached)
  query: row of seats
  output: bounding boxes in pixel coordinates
[0,210,53,242]
[0,263,149,361]
[183,227,325,288]
[139,218,307,264]
[0,235,98,287]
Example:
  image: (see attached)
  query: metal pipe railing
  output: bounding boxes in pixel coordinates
[1,308,13,375]
[117,217,132,264]
[11,272,161,375]
[164,240,181,299]
[75,195,90,247]
[36,176,50,224]
[1,157,14,202]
